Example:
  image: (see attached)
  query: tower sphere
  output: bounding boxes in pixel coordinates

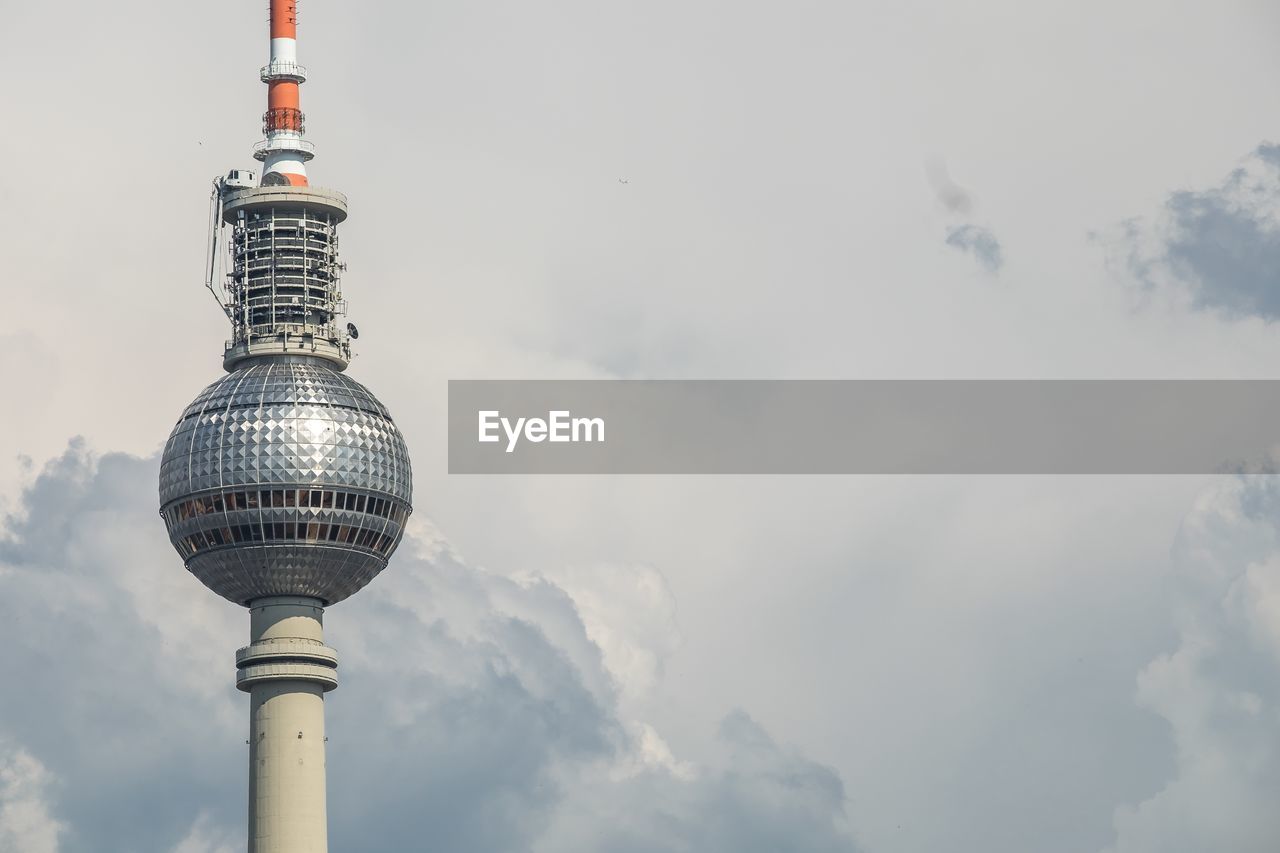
[159,358,413,605]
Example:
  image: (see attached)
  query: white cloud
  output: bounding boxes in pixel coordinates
[530,562,682,704]
[169,814,237,853]
[536,710,857,853]
[1106,477,1280,853]
[0,744,63,853]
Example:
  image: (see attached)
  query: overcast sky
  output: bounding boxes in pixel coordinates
[5,1,1280,851]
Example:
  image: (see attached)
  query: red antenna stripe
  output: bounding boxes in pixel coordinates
[270,0,297,40]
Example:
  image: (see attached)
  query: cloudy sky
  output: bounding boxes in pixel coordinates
[5,1,1280,851]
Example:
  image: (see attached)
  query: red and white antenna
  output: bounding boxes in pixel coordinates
[255,0,313,186]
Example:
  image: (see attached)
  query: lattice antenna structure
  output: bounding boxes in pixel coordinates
[199,0,355,371]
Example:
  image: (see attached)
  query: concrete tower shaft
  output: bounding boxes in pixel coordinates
[238,597,336,853]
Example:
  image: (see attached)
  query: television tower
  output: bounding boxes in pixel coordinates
[158,3,413,851]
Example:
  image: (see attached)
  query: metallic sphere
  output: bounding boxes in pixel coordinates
[159,359,413,605]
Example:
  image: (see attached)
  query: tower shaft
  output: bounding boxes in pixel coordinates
[238,596,338,853]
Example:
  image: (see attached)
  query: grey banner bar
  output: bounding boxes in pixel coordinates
[447,380,1280,474]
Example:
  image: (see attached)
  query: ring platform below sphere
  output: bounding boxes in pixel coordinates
[159,358,413,605]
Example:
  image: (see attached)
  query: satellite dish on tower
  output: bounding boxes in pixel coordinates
[346,322,359,339]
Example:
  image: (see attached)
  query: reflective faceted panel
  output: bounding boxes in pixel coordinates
[159,359,413,605]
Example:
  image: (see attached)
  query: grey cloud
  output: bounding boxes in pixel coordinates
[927,161,976,215]
[928,163,1005,275]
[0,444,860,853]
[0,444,244,853]
[1110,143,1280,320]
[946,224,1005,273]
